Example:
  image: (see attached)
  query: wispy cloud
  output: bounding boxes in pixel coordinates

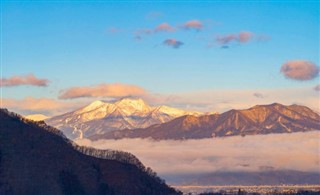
[280,60,319,81]
[135,19,204,40]
[155,22,175,32]
[253,92,265,98]
[148,87,320,113]
[181,20,204,31]
[215,31,254,46]
[134,28,154,40]
[76,131,320,176]
[1,97,82,116]
[314,85,320,92]
[0,74,49,87]
[163,39,184,49]
[59,83,148,99]
[135,22,175,40]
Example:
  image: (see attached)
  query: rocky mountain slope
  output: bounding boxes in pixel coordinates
[0,109,180,195]
[46,98,201,139]
[91,103,320,140]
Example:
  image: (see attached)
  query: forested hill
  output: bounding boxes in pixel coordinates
[0,109,180,195]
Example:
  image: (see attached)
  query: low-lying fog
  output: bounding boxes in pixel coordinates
[76,131,320,177]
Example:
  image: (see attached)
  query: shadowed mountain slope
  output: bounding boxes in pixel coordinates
[0,109,180,195]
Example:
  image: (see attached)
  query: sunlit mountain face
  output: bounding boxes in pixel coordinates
[45,99,320,140]
[46,98,202,139]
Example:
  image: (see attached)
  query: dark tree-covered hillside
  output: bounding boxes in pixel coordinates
[0,109,180,195]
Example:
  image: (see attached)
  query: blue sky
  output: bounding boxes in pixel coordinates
[1,1,319,115]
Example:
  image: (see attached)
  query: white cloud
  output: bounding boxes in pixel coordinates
[76,131,320,178]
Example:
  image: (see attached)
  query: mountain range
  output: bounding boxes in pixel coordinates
[0,109,180,194]
[90,103,320,140]
[46,98,201,139]
[44,98,320,140]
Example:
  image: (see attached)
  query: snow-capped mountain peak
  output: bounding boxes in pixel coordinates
[46,98,203,140]
[77,100,107,114]
[155,105,189,116]
[114,98,151,115]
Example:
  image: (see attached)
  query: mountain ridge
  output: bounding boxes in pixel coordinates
[90,103,320,140]
[46,98,201,139]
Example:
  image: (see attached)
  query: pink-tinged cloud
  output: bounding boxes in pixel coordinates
[0,74,49,87]
[238,31,253,42]
[155,23,175,32]
[2,97,65,111]
[216,31,254,45]
[314,85,320,91]
[135,23,175,40]
[280,61,319,81]
[163,39,184,49]
[59,83,147,99]
[182,20,203,30]
[1,97,83,116]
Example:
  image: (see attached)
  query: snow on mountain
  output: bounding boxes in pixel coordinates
[46,98,202,139]
[155,105,202,117]
[93,103,320,140]
[115,98,151,115]
[25,114,49,121]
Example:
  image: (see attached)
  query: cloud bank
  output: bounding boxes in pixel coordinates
[148,87,320,113]
[76,131,320,177]
[59,83,147,99]
[0,74,49,87]
[280,61,319,81]
[1,97,83,116]
[3,86,319,117]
